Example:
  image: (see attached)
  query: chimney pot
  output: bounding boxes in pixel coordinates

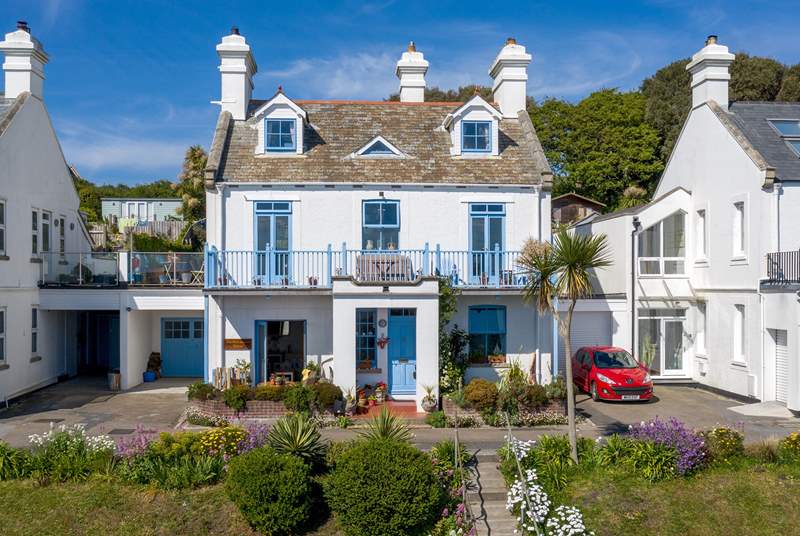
[16,20,29,32]
[395,42,428,102]
[489,39,532,118]
[231,26,240,35]
[686,35,734,110]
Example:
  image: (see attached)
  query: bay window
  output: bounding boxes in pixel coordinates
[637,212,686,275]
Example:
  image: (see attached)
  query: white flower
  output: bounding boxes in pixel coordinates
[507,468,551,529]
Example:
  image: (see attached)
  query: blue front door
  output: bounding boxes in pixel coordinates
[388,309,416,394]
[161,318,204,377]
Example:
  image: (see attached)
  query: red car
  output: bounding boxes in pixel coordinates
[571,346,653,402]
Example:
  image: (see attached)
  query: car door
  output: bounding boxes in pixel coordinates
[572,349,586,385]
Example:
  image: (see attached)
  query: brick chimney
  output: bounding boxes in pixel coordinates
[215,27,257,120]
[489,38,531,118]
[0,21,49,100]
[395,41,428,103]
[686,35,735,111]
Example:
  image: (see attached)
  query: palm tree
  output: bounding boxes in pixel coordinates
[518,229,611,462]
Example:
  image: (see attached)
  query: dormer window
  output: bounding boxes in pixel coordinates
[354,136,405,159]
[265,119,296,152]
[462,121,491,152]
[768,119,800,157]
[363,140,393,155]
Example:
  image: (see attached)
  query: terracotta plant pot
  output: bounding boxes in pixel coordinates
[368,399,377,407]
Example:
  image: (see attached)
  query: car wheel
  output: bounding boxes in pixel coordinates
[590,382,600,402]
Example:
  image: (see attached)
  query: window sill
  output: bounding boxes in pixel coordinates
[730,256,748,266]
[694,258,709,267]
[730,360,748,370]
[637,274,689,279]
[256,152,304,159]
[30,355,42,363]
[468,363,510,369]
[30,257,43,264]
[695,352,708,359]
[356,368,382,374]
[0,255,8,261]
[0,363,8,371]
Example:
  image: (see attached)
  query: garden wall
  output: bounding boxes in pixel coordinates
[190,399,289,419]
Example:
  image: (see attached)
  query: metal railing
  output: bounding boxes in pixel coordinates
[206,243,528,290]
[40,252,119,286]
[765,250,800,283]
[129,252,204,286]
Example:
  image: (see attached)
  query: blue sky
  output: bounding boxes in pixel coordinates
[2,0,799,185]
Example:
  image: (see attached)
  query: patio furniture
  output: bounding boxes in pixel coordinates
[356,252,413,282]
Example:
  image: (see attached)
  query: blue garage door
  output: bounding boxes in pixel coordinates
[161,318,204,377]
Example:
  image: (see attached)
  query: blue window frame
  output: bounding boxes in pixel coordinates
[468,305,506,363]
[254,201,292,282]
[462,120,491,152]
[265,119,296,152]
[469,204,505,283]
[356,309,377,368]
[362,200,399,250]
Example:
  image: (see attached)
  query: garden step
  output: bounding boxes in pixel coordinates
[468,447,517,536]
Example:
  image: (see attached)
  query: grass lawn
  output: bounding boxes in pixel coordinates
[0,480,343,536]
[553,460,800,536]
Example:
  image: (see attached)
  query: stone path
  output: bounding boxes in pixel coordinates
[468,452,517,535]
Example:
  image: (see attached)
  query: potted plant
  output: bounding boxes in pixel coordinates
[421,385,438,413]
[374,381,387,403]
[357,388,368,411]
[233,358,251,384]
[344,387,357,416]
[368,395,377,407]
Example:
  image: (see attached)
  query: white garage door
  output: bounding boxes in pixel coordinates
[557,312,612,376]
[775,329,788,404]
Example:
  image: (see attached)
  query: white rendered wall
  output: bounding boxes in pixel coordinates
[762,292,800,411]
[213,184,543,253]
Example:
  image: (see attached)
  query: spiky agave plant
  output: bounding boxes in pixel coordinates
[357,407,413,443]
[267,413,327,466]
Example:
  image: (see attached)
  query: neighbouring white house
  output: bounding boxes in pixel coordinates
[575,35,800,412]
[203,30,555,409]
[0,21,204,399]
[101,197,183,223]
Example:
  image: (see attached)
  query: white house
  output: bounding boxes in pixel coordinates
[576,35,800,412]
[0,21,204,400]
[203,31,555,409]
[101,197,183,223]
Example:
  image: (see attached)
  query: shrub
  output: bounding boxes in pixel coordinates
[426,410,447,428]
[627,440,678,482]
[185,407,229,427]
[325,439,445,535]
[187,381,217,402]
[148,431,203,460]
[778,431,800,462]
[702,426,745,464]
[597,434,635,465]
[430,439,471,472]
[199,426,248,456]
[463,378,498,411]
[325,440,359,470]
[0,441,30,480]
[118,453,225,489]
[544,376,567,400]
[523,384,549,409]
[312,382,343,408]
[226,447,316,535]
[283,383,317,414]
[358,407,413,443]
[223,385,251,412]
[253,383,286,401]
[746,441,779,464]
[497,376,528,415]
[481,410,502,427]
[628,417,707,475]
[267,413,327,468]
[27,424,115,483]
[447,415,479,428]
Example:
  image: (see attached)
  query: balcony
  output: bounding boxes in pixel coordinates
[38,252,205,288]
[765,250,800,283]
[206,245,528,290]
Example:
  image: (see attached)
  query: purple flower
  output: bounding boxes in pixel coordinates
[116,425,156,458]
[233,421,270,454]
[628,417,707,475]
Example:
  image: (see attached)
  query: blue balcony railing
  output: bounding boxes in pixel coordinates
[205,244,528,289]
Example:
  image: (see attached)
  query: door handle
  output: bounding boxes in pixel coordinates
[413,371,416,379]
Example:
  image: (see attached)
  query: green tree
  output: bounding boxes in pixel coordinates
[531,90,663,209]
[518,231,611,462]
[640,58,691,161]
[174,145,207,223]
[387,85,493,102]
[729,52,784,102]
[777,64,800,101]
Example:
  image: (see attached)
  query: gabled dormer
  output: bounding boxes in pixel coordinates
[442,95,502,158]
[250,91,307,156]
[351,135,406,159]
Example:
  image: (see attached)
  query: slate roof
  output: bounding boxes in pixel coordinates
[721,101,800,181]
[0,92,27,137]
[205,100,552,187]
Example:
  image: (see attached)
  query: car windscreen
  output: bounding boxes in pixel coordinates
[594,351,638,369]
